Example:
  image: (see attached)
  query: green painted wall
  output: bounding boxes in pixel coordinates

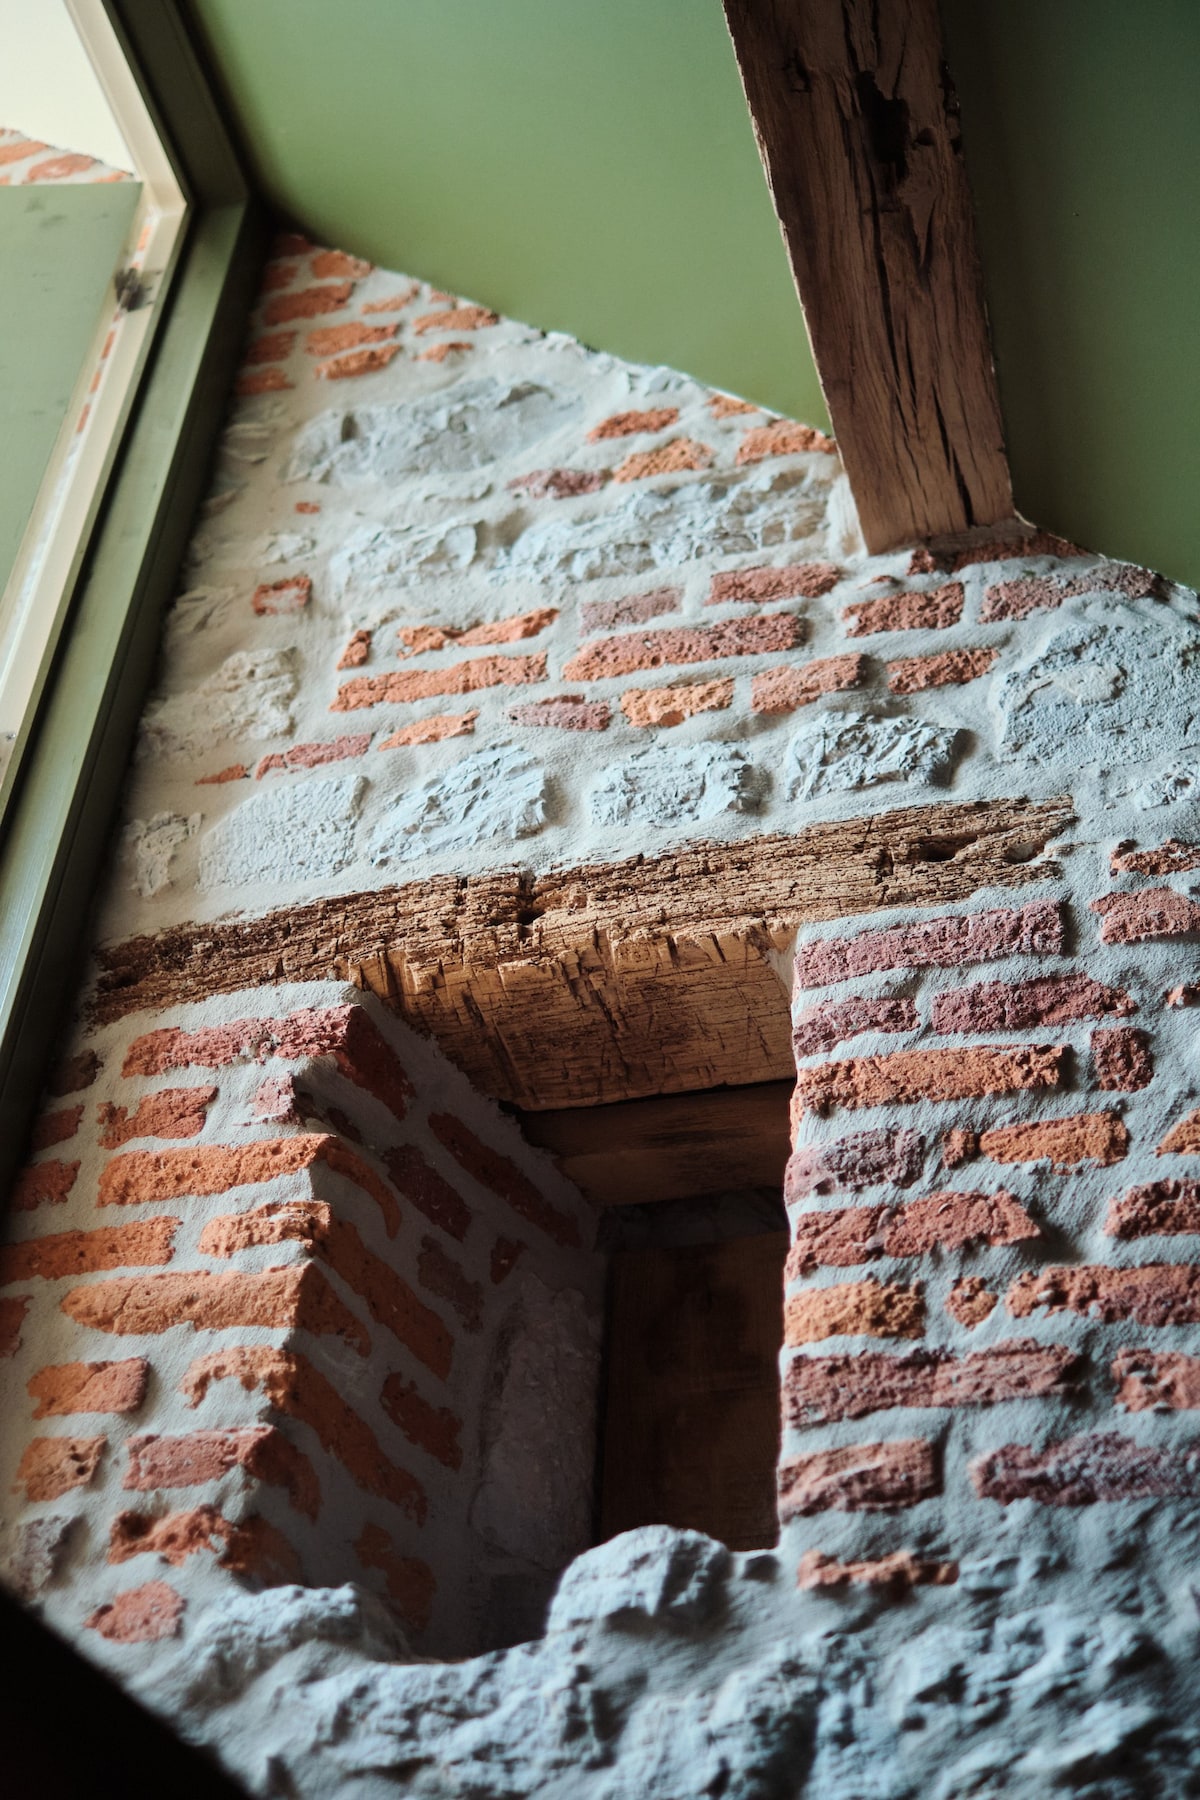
[190,0,829,429]
[0,181,140,599]
[941,0,1200,587]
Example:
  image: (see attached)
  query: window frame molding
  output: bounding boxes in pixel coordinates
[0,0,264,1183]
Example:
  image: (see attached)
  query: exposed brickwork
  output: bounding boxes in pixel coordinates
[333,653,547,710]
[750,653,865,715]
[784,1128,924,1201]
[1111,839,1200,876]
[85,1580,184,1643]
[108,1506,301,1582]
[417,1237,482,1332]
[49,1051,99,1096]
[795,900,1063,987]
[886,648,997,693]
[16,1436,105,1501]
[97,1086,216,1149]
[1008,1262,1200,1326]
[244,330,297,364]
[397,608,557,654]
[1091,887,1200,944]
[509,696,611,731]
[785,1340,1079,1425]
[1112,1349,1200,1411]
[311,250,372,279]
[252,575,311,616]
[412,305,498,333]
[429,1113,581,1247]
[11,1160,79,1211]
[792,994,918,1058]
[797,1548,956,1591]
[380,1374,464,1469]
[620,680,733,728]
[1106,1179,1200,1238]
[379,711,477,746]
[777,1439,938,1517]
[979,577,1066,622]
[507,468,609,500]
[785,1189,1037,1277]
[383,1145,471,1240]
[305,321,396,357]
[588,408,679,440]
[736,420,836,462]
[256,735,370,778]
[563,614,802,683]
[842,583,964,637]
[264,282,354,326]
[61,1266,369,1355]
[0,1295,29,1358]
[0,1218,177,1285]
[942,1128,977,1169]
[908,529,1082,575]
[28,1359,148,1419]
[708,562,839,604]
[795,1043,1064,1114]
[1159,1112,1200,1156]
[490,1237,524,1284]
[784,1278,924,1345]
[946,1277,997,1327]
[125,1427,320,1520]
[1092,1026,1154,1091]
[356,1522,436,1633]
[971,1433,1200,1505]
[978,1110,1128,1169]
[31,1106,83,1151]
[931,972,1132,1034]
[579,587,681,633]
[337,628,372,669]
[612,438,713,481]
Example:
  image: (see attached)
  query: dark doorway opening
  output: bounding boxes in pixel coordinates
[518,1081,791,1553]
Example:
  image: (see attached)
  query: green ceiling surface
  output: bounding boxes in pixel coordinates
[192,0,1200,587]
[190,0,828,430]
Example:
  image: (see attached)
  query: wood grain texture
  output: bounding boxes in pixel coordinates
[600,1234,786,1551]
[94,797,1070,1109]
[724,0,1012,550]
[517,1081,793,1208]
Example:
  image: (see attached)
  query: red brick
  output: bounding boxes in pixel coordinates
[612,439,713,481]
[588,408,679,440]
[785,1339,1078,1426]
[794,900,1063,988]
[10,1160,79,1210]
[978,1110,1128,1170]
[317,344,401,379]
[908,529,1082,575]
[429,1113,580,1247]
[310,249,370,279]
[737,419,836,462]
[85,1580,184,1644]
[417,340,472,363]
[708,562,839,605]
[252,574,311,615]
[564,613,802,682]
[0,1219,177,1285]
[1091,887,1200,944]
[777,1439,937,1517]
[412,305,498,333]
[580,587,681,633]
[750,653,865,714]
[970,1432,1200,1505]
[1159,1112,1200,1157]
[0,1294,30,1357]
[178,1347,426,1520]
[979,577,1065,622]
[510,696,611,731]
[196,763,248,784]
[264,282,353,326]
[941,1127,977,1169]
[842,583,964,637]
[48,1050,99,1097]
[418,1236,482,1331]
[798,1549,956,1591]
[196,1201,452,1379]
[260,259,300,291]
[784,1278,923,1345]
[333,653,546,710]
[99,1136,400,1237]
[1111,839,1200,876]
[306,322,397,359]
[125,1426,319,1519]
[383,1145,470,1240]
[455,606,559,647]
[1092,1026,1154,1091]
[886,647,997,693]
[337,628,372,668]
[244,329,297,364]
[945,1277,996,1326]
[491,1237,525,1283]
[380,1373,463,1469]
[61,1265,370,1355]
[356,1522,435,1634]
[933,971,1131,1034]
[29,1360,148,1419]
[507,467,609,500]
[255,734,370,778]
[1008,1261,1200,1327]
[16,1436,105,1501]
[1106,1178,1200,1237]
[785,1128,924,1202]
[709,393,758,418]
[379,710,477,746]
[108,1506,301,1582]
[98,1086,216,1149]
[237,368,292,396]
[620,680,732,728]
[880,1188,1037,1258]
[1112,1349,1200,1411]
[796,1042,1064,1114]
[363,283,419,313]
[792,995,917,1058]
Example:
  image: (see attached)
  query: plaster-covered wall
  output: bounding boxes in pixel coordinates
[6,235,1200,1795]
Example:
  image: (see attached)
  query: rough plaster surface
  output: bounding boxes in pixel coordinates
[6,234,1200,1796]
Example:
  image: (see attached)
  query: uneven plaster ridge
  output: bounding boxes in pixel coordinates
[4,226,1200,1796]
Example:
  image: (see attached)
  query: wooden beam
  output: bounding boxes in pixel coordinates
[94,796,1069,1109]
[723,0,1012,551]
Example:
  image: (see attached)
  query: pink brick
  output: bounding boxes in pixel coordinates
[563,614,802,682]
[579,587,681,633]
[332,654,546,710]
[931,971,1133,1033]
[795,1043,1064,1113]
[792,995,917,1058]
[794,900,1063,988]
[255,734,370,778]
[750,653,865,715]
[842,583,963,636]
[1091,887,1200,944]
[707,563,839,605]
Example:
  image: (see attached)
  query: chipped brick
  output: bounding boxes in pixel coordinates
[98,1086,216,1149]
[85,1580,184,1643]
[311,249,372,279]
[418,1236,482,1331]
[784,1278,923,1345]
[785,1339,1078,1425]
[252,574,311,615]
[1092,1026,1154,1091]
[316,344,401,379]
[942,1128,977,1169]
[49,1050,99,1096]
[709,393,757,417]
[795,1043,1064,1114]
[379,710,477,746]
[255,733,370,778]
[108,1506,301,1583]
[264,282,353,326]
[1091,887,1200,944]
[507,467,608,499]
[1106,1178,1200,1237]
[588,408,679,440]
[1112,1349,1200,1411]
[1007,1262,1200,1327]
[383,1144,471,1240]
[509,695,611,731]
[362,284,419,313]
[244,330,297,364]
[794,900,1063,987]
[196,763,248,784]
[908,530,1082,575]
[580,587,681,633]
[491,1237,524,1283]
[785,1188,1035,1278]
[971,1432,1200,1505]
[563,613,802,682]
[236,368,292,396]
[333,652,546,709]
[980,577,1065,622]
[620,680,732,728]
[61,1265,369,1355]
[792,995,918,1058]
[0,1295,29,1358]
[16,1436,105,1501]
[125,1426,319,1519]
[737,420,836,462]
[356,1522,435,1633]
[417,340,472,363]
[778,1439,937,1516]
[798,1549,956,1591]
[750,653,865,714]
[785,1128,924,1202]
[946,1277,996,1327]
[0,1219,177,1285]
[932,971,1133,1033]
[612,438,713,481]
[337,628,372,668]
[29,1360,148,1419]
[708,563,839,605]
[1111,839,1200,876]
[10,1159,78,1210]
[31,1106,82,1151]
[842,582,964,636]
[886,647,998,693]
